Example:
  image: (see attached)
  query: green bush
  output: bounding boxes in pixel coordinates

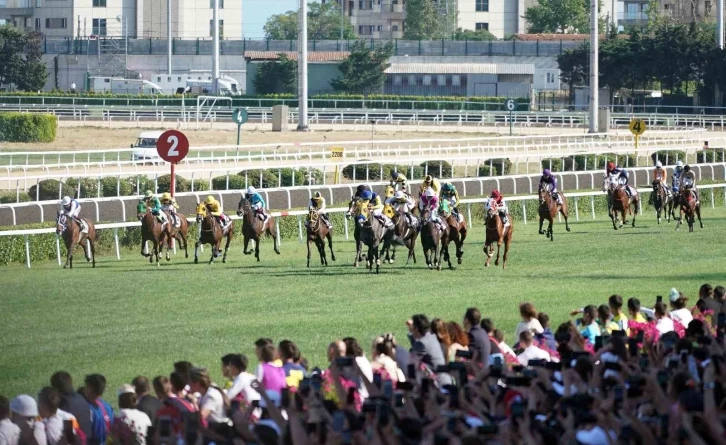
[651,150,686,165]
[28,180,75,201]
[0,191,31,204]
[66,178,99,198]
[0,112,57,142]
[156,175,190,193]
[697,149,726,163]
[420,161,453,178]
[599,153,636,168]
[212,174,247,190]
[239,170,279,188]
[299,168,324,185]
[99,177,135,197]
[477,165,499,176]
[541,158,567,172]
[341,163,387,181]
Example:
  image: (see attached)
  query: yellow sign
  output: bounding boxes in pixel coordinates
[629,118,646,136]
[330,147,344,184]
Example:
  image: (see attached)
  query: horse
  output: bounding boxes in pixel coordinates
[355,203,395,274]
[137,202,172,265]
[651,180,673,224]
[420,208,451,271]
[306,209,336,267]
[603,176,638,230]
[538,183,571,241]
[55,211,96,269]
[194,202,234,264]
[383,205,419,265]
[236,198,281,262]
[167,211,190,258]
[675,188,703,232]
[442,208,467,265]
[346,197,367,267]
[483,203,512,269]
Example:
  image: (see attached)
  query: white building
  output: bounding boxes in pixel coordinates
[0,0,242,39]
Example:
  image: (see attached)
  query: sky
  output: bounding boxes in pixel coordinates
[243,0,299,39]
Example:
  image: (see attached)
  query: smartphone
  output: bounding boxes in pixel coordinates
[159,416,172,438]
[311,374,322,392]
[612,330,626,338]
[335,357,354,367]
[281,388,290,409]
[595,336,610,350]
[629,338,639,357]
[300,377,311,394]
[397,381,413,391]
[63,420,75,443]
[421,378,430,396]
[613,386,625,402]
[657,295,663,304]
[510,401,525,418]
[455,350,473,359]
[373,373,382,389]
[636,330,645,343]
[545,361,563,371]
[407,364,416,379]
[604,362,621,371]
[528,359,546,368]
[435,365,449,373]
[383,380,394,399]
[489,364,503,378]
[478,424,499,435]
[668,357,679,370]
[333,410,346,433]
[394,392,404,408]
[505,376,531,387]
[657,371,669,387]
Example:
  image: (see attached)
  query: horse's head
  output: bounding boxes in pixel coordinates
[136,202,148,220]
[345,197,357,219]
[385,185,395,199]
[237,196,250,217]
[195,202,208,223]
[55,211,67,235]
[603,175,618,193]
[539,183,552,204]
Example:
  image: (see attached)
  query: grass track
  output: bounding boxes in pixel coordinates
[1,208,724,400]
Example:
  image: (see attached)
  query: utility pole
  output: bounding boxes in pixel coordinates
[167,0,172,75]
[589,0,599,133]
[297,0,309,130]
[340,0,344,41]
[212,0,220,94]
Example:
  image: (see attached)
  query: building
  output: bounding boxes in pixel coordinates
[457,0,525,38]
[0,0,242,40]
[616,0,716,30]
[244,51,348,96]
[322,0,406,39]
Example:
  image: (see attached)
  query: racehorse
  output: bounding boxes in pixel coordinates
[538,183,571,241]
[675,188,703,232]
[603,176,639,230]
[442,210,467,265]
[420,208,451,271]
[137,202,172,265]
[383,206,419,265]
[236,198,281,262]
[195,202,234,264]
[306,209,336,267]
[651,180,673,224]
[55,211,96,269]
[167,212,190,258]
[346,197,367,266]
[483,203,512,269]
[355,201,395,274]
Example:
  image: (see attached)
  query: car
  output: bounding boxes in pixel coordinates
[131,131,164,163]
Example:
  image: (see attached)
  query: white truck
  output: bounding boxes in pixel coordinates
[90,77,164,95]
[148,73,243,96]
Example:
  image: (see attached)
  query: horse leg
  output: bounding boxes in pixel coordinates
[153,240,160,266]
[306,238,312,267]
[223,233,232,263]
[243,237,251,255]
[562,209,571,232]
[502,240,510,269]
[631,202,637,227]
[255,236,261,262]
[326,232,336,262]
[495,241,502,266]
[64,241,73,269]
[538,215,545,235]
[88,238,96,268]
[210,240,218,264]
[178,232,189,258]
[676,208,684,231]
[697,206,703,229]
[194,240,200,264]
[318,238,327,266]
[548,217,554,241]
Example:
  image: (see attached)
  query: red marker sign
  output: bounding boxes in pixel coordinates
[156,129,190,163]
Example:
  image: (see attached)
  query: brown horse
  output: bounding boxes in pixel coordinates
[383,205,419,265]
[651,181,673,224]
[236,198,281,262]
[306,209,336,267]
[603,176,638,230]
[420,208,451,270]
[443,210,467,265]
[166,212,190,258]
[137,202,171,265]
[55,211,96,268]
[194,202,234,263]
[483,204,512,269]
[675,188,703,232]
[538,184,570,241]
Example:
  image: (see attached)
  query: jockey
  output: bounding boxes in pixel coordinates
[390,171,408,192]
[205,195,231,230]
[539,169,563,206]
[143,190,168,225]
[672,160,684,194]
[606,161,631,198]
[419,175,441,197]
[360,190,393,228]
[354,184,372,201]
[308,191,331,228]
[679,165,699,203]
[440,182,463,222]
[245,186,269,224]
[385,190,418,227]
[60,195,88,233]
[649,161,671,204]
[486,190,509,227]
[420,187,442,226]
[160,192,181,228]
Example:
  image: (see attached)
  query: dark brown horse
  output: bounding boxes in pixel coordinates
[675,188,703,232]
[307,209,335,267]
[346,198,367,267]
[167,212,190,258]
[443,210,467,265]
[538,184,570,241]
[383,205,419,265]
[55,211,96,268]
[484,204,512,269]
[236,198,281,262]
[194,202,234,263]
[420,209,451,270]
[356,208,395,274]
[603,176,638,230]
[137,202,171,265]
[651,181,673,224]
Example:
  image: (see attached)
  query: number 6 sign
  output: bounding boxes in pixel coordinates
[156,129,190,163]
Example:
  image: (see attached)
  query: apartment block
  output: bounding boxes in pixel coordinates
[323,0,406,39]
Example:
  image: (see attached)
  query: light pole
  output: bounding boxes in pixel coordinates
[116,15,128,77]
[340,0,344,42]
[297,0,309,130]
[167,0,172,75]
[588,0,598,133]
[212,0,220,94]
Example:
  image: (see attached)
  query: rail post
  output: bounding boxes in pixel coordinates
[522,202,527,224]
[574,197,580,221]
[24,235,31,269]
[297,215,303,242]
[114,228,121,260]
[467,204,472,227]
[590,196,596,219]
[344,214,349,240]
[56,236,61,266]
[276,219,281,247]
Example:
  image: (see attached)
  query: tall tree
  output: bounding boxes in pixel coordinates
[263,2,355,40]
[253,54,297,95]
[452,28,496,41]
[403,0,446,39]
[524,0,604,33]
[16,32,47,92]
[556,45,588,102]
[331,40,394,96]
[0,25,27,87]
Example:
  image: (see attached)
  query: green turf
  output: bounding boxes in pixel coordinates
[1,208,724,401]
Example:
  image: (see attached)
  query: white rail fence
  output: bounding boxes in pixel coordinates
[3,184,725,269]
[3,163,725,226]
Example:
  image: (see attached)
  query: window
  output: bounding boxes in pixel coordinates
[0,0,6,7]
[376,25,382,31]
[546,72,555,83]
[209,0,224,8]
[423,75,431,85]
[475,0,488,11]
[46,18,67,29]
[35,18,41,29]
[209,19,224,37]
[358,25,373,35]
[452,75,461,86]
[392,24,399,31]
[92,0,106,6]
[359,0,372,9]
[408,75,416,85]
[437,75,446,85]
[476,22,489,30]
[393,75,402,86]
[35,0,41,7]
[92,18,106,35]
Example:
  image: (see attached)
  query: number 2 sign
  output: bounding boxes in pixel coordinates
[156,130,190,163]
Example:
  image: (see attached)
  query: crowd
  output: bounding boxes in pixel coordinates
[3,284,726,445]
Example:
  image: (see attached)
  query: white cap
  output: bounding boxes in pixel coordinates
[655,161,662,168]
[246,186,256,194]
[669,288,681,302]
[118,384,136,397]
[677,160,684,167]
[10,395,38,417]
[61,196,71,206]
[425,188,435,197]
[394,191,405,199]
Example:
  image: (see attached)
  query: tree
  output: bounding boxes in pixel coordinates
[556,45,588,102]
[253,54,297,95]
[524,0,605,33]
[0,26,47,91]
[403,0,450,39]
[16,32,47,92]
[331,40,394,96]
[452,28,496,41]
[263,2,355,40]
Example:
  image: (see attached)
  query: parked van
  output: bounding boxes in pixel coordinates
[131,130,163,162]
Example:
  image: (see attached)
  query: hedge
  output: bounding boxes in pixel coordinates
[0,191,31,204]
[697,149,726,163]
[0,112,57,142]
[542,153,637,172]
[28,180,75,201]
[651,151,686,165]
[342,162,452,182]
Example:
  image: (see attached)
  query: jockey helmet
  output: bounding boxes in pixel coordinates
[655,161,663,168]
[676,160,684,168]
[144,190,153,198]
[313,191,322,199]
[161,192,172,201]
[357,215,367,223]
[356,184,367,194]
[424,187,436,197]
[361,190,373,201]
[392,171,399,179]
[491,190,501,199]
[684,165,691,172]
[607,161,615,171]
[394,191,405,200]
[205,195,216,205]
[424,175,433,183]
[246,186,256,195]
[543,168,551,177]
[61,196,71,207]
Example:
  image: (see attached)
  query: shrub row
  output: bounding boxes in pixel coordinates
[0,112,57,142]
[341,160,510,182]
[541,153,637,172]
